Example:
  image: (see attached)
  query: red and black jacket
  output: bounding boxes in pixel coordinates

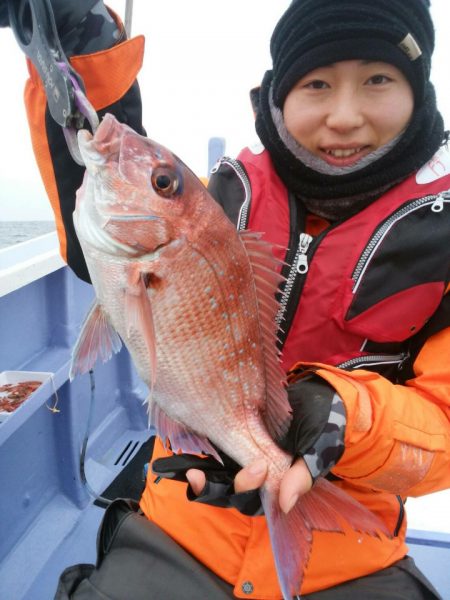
[208,146,450,382]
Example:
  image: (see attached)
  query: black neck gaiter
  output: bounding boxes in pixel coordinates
[255,70,446,220]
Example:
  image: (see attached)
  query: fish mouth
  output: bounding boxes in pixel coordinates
[78,114,128,165]
[95,113,117,143]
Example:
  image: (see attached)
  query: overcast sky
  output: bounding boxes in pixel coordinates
[1,0,450,220]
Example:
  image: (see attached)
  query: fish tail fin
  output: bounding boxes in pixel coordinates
[260,487,312,600]
[261,478,389,600]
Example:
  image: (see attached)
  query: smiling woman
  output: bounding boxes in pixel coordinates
[282,61,414,171]
[0,3,450,599]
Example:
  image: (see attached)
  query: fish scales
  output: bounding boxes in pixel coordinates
[96,201,288,469]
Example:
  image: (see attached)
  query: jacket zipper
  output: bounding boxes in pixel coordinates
[337,352,408,370]
[276,233,313,327]
[352,191,450,293]
[210,158,309,348]
[276,215,345,349]
[210,156,252,230]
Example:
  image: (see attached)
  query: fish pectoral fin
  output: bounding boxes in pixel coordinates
[70,301,122,380]
[148,399,223,463]
[125,270,157,392]
[261,478,389,600]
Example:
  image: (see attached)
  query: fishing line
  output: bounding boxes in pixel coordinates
[79,368,112,507]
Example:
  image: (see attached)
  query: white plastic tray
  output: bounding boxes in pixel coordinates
[0,371,53,424]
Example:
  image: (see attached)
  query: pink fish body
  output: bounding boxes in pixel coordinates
[71,114,386,599]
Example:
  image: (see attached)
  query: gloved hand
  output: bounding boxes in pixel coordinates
[281,372,346,482]
[152,451,265,516]
[3,0,123,54]
[47,0,124,56]
[152,373,346,514]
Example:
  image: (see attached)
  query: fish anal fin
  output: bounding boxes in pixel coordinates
[240,230,291,439]
[149,400,223,463]
[70,301,122,379]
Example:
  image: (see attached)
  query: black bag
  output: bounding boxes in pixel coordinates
[54,498,234,600]
[54,498,442,600]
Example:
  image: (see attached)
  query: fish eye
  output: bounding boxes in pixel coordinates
[151,166,180,197]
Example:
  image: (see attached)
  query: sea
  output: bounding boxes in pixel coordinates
[0,221,56,250]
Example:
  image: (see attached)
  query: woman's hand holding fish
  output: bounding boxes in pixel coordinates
[282,373,347,484]
[188,456,313,514]
[186,459,268,497]
[277,457,314,513]
[153,374,346,515]
[229,373,346,513]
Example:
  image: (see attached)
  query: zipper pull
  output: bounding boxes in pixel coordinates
[296,233,313,274]
[210,157,225,174]
[431,195,445,213]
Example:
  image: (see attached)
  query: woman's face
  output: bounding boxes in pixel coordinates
[283,60,414,168]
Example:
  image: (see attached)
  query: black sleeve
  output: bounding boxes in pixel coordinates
[207,162,247,227]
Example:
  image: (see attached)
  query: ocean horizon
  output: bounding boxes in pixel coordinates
[0,221,56,250]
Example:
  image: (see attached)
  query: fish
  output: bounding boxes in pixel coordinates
[70,113,387,599]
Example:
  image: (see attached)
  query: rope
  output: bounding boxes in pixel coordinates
[124,0,134,38]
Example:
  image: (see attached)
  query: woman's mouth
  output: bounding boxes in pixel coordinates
[320,146,370,167]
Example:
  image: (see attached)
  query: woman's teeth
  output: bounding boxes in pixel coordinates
[325,147,363,158]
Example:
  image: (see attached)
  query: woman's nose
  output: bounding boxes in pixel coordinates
[325,91,365,132]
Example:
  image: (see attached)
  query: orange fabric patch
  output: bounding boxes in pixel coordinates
[70,36,145,110]
[362,442,434,494]
[24,76,68,261]
[337,373,373,433]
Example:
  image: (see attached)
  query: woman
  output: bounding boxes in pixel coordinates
[146,2,450,598]
[5,0,449,597]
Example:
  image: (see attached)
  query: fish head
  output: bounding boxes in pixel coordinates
[75,113,213,259]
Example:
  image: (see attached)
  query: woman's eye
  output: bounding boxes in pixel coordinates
[367,74,392,85]
[151,166,181,197]
[304,79,329,90]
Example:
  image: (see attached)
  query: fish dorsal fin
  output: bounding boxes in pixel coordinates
[70,301,122,379]
[240,231,292,439]
[125,266,157,395]
[148,399,223,463]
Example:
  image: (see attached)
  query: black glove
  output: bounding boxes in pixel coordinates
[48,0,124,56]
[152,451,263,516]
[4,0,123,54]
[282,372,346,481]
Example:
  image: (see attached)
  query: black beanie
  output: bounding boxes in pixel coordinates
[271,0,434,106]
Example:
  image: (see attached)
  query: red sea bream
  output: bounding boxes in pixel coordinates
[70,113,386,599]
